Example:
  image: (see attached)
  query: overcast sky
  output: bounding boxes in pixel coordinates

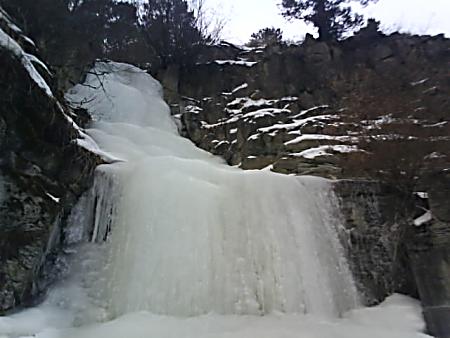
[204,0,450,44]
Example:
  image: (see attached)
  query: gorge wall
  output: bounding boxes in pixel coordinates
[0,9,100,313]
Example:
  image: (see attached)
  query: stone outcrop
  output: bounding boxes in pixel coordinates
[408,172,450,338]
[333,180,417,304]
[0,9,99,313]
[166,29,449,181]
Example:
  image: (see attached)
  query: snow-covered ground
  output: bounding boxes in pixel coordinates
[0,61,432,338]
[0,294,430,338]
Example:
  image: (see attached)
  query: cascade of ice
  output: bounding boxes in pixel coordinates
[65,61,360,319]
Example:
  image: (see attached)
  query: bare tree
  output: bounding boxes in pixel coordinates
[190,0,227,43]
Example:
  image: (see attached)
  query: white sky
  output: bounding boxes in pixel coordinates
[204,0,450,44]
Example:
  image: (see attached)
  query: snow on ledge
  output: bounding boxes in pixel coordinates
[285,134,356,146]
[291,145,359,159]
[413,210,432,227]
[45,192,60,203]
[259,115,338,133]
[414,192,429,199]
[293,105,330,118]
[243,107,290,119]
[214,60,258,67]
[76,134,125,164]
[232,83,248,93]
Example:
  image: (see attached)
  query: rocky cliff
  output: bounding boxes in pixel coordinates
[0,8,100,313]
[166,28,448,179]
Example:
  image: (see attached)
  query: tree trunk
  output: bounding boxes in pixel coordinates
[315,0,332,41]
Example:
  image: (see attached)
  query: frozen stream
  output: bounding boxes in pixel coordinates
[0,62,431,338]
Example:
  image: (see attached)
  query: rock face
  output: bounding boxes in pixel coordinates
[166,28,450,336]
[166,32,449,180]
[408,173,450,338]
[0,9,99,313]
[332,180,417,304]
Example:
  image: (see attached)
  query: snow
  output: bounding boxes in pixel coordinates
[414,210,432,227]
[25,53,51,74]
[423,86,438,94]
[425,152,446,160]
[0,294,430,338]
[185,104,202,114]
[343,294,427,333]
[75,134,124,163]
[280,96,299,101]
[201,115,240,129]
[0,6,35,46]
[362,114,397,129]
[228,97,276,108]
[247,133,260,141]
[292,145,359,159]
[285,134,355,146]
[200,104,290,129]
[214,59,258,67]
[0,27,54,98]
[22,35,36,46]
[0,7,22,34]
[231,83,248,93]
[214,140,229,148]
[423,121,448,128]
[0,62,431,338]
[293,105,330,118]
[364,134,419,141]
[261,163,274,171]
[259,115,338,133]
[228,96,297,110]
[45,193,60,203]
[415,192,429,199]
[242,107,290,119]
[411,78,429,86]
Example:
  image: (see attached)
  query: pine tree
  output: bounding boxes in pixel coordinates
[248,27,284,47]
[0,0,142,67]
[140,0,207,68]
[280,0,378,41]
[68,0,140,61]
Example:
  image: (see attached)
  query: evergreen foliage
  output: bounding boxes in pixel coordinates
[140,0,206,68]
[248,27,284,47]
[280,0,377,41]
[0,0,215,71]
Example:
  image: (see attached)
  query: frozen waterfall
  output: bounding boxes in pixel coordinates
[0,62,431,338]
[65,61,359,318]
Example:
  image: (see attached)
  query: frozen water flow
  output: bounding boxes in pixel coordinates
[0,61,431,338]
[66,61,359,318]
